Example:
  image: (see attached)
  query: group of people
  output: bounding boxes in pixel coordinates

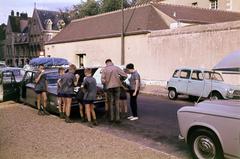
[34,58,141,127]
[101,59,141,123]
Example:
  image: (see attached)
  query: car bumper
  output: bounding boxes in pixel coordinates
[178,134,185,142]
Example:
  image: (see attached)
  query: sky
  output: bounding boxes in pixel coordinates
[0,0,82,24]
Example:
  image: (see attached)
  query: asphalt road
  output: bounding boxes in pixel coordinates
[71,94,194,159]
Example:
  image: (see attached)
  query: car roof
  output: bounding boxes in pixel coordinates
[175,67,213,72]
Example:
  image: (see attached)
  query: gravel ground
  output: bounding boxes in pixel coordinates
[0,101,179,159]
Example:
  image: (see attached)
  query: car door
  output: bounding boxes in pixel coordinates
[177,69,191,94]
[187,70,204,96]
[2,71,19,101]
[20,71,36,104]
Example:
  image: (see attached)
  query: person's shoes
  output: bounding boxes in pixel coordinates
[115,120,121,124]
[130,117,139,121]
[43,108,50,115]
[127,116,134,120]
[87,122,93,128]
[65,116,73,123]
[123,113,128,119]
[59,112,64,119]
[80,117,86,123]
[93,120,98,126]
[38,110,44,115]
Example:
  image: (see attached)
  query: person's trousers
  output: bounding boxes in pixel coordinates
[129,90,139,117]
[107,87,120,121]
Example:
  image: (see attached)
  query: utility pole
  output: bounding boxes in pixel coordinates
[121,0,125,65]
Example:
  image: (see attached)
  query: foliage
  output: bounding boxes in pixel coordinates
[0,23,6,40]
[58,0,161,22]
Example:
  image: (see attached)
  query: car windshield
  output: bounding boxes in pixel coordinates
[204,71,223,81]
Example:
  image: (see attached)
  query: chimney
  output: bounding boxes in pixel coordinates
[20,13,28,20]
[16,12,19,17]
[11,10,14,16]
[20,13,28,32]
[46,19,53,30]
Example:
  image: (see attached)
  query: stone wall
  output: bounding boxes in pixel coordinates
[147,20,240,85]
[45,20,240,86]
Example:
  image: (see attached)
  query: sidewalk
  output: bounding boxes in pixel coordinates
[140,85,168,96]
[0,101,178,159]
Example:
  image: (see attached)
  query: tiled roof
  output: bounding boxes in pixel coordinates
[36,9,62,30]
[154,3,240,24]
[47,3,240,44]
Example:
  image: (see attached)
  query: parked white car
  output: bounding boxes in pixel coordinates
[167,67,239,100]
[177,51,240,159]
[178,100,240,159]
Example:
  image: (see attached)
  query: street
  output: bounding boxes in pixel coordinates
[0,101,179,159]
[72,94,194,159]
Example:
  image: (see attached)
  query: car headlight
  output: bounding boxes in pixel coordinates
[227,88,234,94]
[226,88,234,98]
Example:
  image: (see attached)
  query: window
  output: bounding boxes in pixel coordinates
[172,70,179,78]
[204,71,223,81]
[210,0,218,9]
[180,70,191,79]
[77,54,86,68]
[3,72,15,84]
[192,2,198,6]
[191,70,203,80]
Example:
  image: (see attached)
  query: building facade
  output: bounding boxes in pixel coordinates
[5,11,30,66]
[161,0,240,12]
[45,3,240,85]
[4,9,66,67]
[29,9,66,58]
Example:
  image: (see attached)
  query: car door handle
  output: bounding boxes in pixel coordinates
[188,81,191,83]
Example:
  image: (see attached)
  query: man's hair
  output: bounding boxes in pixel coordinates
[126,63,134,69]
[38,64,44,68]
[69,64,76,72]
[84,68,92,75]
[105,59,112,64]
[58,67,65,73]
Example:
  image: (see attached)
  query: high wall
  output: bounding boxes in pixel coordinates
[147,20,240,85]
[45,20,240,86]
[162,0,240,12]
[45,34,149,69]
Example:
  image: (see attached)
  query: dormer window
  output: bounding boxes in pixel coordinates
[46,19,53,30]
[57,19,65,30]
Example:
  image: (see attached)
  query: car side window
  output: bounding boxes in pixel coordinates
[24,72,35,84]
[180,70,191,79]
[191,70,203,81]
[3,72,15,84]
[172,70,179,78]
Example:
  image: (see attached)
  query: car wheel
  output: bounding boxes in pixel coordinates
[188,129,224,159]
[209,92,222,100]
[168,89,177,100]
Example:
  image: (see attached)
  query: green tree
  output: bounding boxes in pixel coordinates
[72,0,100,19]
[99,0,130,13]
[0,23,6,40]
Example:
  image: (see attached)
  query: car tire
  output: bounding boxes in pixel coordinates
[188,128,224,159]
[168,89,177,100]
[189,95,199,102]
[209,92,222,100]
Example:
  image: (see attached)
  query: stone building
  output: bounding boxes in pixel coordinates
[4,9,66,67]
[29,9,66,58]
[5,11,30,66]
